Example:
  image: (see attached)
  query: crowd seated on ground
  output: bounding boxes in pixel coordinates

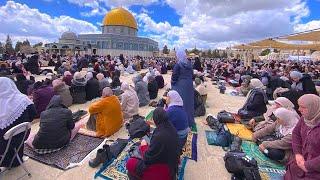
[25,95,83,154]
[126,108,179,180]
[87,87,123,137]
[0,50,320,179]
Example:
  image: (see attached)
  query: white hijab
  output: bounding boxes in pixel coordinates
[167,90,184,107]
[273,107,299,136]
[0,77,33,129]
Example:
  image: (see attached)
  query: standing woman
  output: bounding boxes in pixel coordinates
[285,94,320,179]
[0,77,36,168]
[171,49,195,127]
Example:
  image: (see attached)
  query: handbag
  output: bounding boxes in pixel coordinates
[217,110,235,123]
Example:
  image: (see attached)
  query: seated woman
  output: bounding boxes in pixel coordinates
[26,95,83,153]
[155,71,165,89]
[33,81,55,117]
[96,73,110,96]
[290,71,318,96]
[87,87,123,137]
[0,77,36,167]
[111,72,121,89]
[249,97,297,131]
[63,71,73,86]
[15,73,31,95]
[126,108,179,180]
[285,94,320,179]
[237,79,268,120]
[194,89,206,117]
[133,74,150,107]
[85,72,100,101]
[70,72,87,104]
[120,82,139,121]
[52,79,73,107]
[166,90,190,154]
[253,108,299,163]
[147,76,159,100]
[195,77,208,105]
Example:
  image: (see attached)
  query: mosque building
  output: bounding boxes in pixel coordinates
[44,7,159,57]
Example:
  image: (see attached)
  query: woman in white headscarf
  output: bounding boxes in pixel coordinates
[166,90,190,154]
[120,82,139,121]
[253,107,299,163]
[0,77,36,167]
[171,49,195,127]
[238,78,268,120]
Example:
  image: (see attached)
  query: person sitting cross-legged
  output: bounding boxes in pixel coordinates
[25,95,84,154]
[87,87,123,137]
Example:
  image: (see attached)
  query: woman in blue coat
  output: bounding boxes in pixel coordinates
[171,49,195,127]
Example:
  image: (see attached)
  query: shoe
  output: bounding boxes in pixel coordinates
[230,136,242,152]
[89,149,108,168]
[103,144,114,160]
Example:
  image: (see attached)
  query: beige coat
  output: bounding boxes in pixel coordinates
[253,122,292,163]
[121,88,139,120]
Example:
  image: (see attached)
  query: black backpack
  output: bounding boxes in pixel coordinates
[224,152,261,180]
[217,110,235,123]
[126,118,150,139]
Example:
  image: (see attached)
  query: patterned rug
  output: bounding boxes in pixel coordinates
[241,141,286,180]
[24,134,104,169]
[226,123,253,141]
[95,135,194,180]
[181,132,198,161]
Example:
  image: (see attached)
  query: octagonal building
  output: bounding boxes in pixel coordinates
[45,7,159,57]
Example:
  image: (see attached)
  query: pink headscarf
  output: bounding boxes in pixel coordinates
[298,94,320,128]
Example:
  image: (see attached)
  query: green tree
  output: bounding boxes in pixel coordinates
[0,42,4,54]
[15,41,23,52]
[33,42,43,48]
[4,34,14,54]
[207,49,212,57]
[22,39,31,47]
[162,45,169,54]
[260,49,270,56]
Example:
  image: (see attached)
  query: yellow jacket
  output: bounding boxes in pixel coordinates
[89,95,123,137]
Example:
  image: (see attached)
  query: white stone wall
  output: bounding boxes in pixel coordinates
[95,49,153,57]
[102,26,137,37]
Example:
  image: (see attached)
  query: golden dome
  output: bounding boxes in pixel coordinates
[103,7,137,29]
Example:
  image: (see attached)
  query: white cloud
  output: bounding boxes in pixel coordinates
[0,1,100,44]
[100,0,158,7]
[294,20,320,32]
[140,0,311,49]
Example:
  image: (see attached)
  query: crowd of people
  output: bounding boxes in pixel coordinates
[0,49,320,179]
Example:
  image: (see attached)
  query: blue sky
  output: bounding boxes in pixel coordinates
[0,0,319,49]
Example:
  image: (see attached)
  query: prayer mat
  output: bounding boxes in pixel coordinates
[24,134,104,169]
[145,109,154,121]
[226,123,253,141]
[95,139,189,180]
[241,141,285,170]
[205,130,218,145]
[181,132,198,161]
[259,167,286,180]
